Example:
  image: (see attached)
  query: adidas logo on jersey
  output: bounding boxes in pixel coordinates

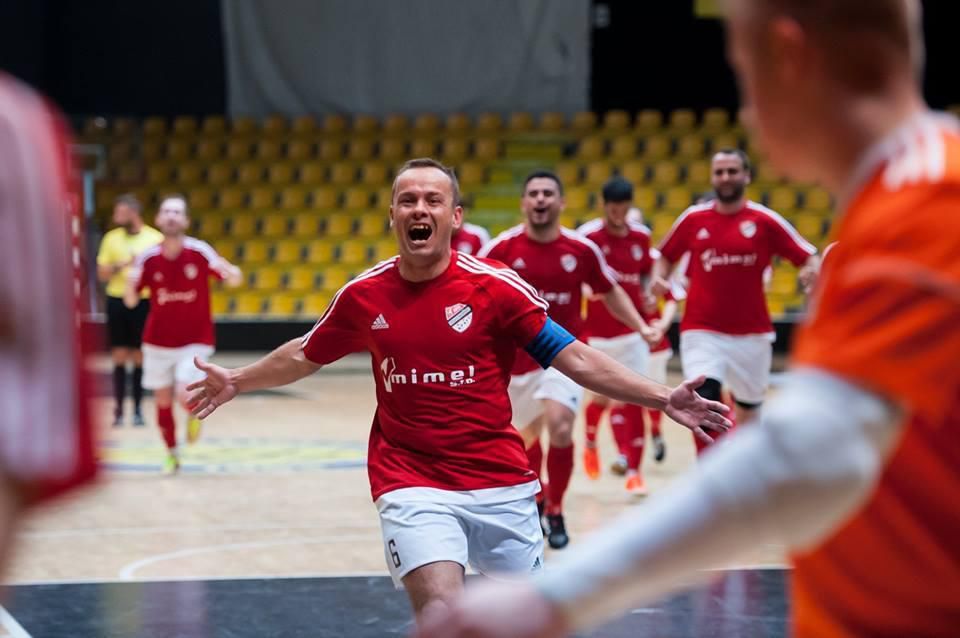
[697,228,711,240]
[512,258,527,270]
[371,314,390,330]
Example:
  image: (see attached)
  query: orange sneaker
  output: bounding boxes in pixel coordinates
[583,446,600,480]
[625,473,648,496]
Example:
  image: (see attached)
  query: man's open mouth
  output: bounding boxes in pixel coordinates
[408,223,433,243]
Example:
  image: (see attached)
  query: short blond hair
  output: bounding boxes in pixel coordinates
[391,158,461,206]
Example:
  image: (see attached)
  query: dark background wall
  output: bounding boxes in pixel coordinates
[0,0,956,117]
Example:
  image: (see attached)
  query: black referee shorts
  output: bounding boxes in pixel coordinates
[106,296,150,349]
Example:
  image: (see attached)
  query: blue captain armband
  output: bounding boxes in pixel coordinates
[525,318,576,369]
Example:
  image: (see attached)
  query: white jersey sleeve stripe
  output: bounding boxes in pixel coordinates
[476,224,525,258]
[301,258,397,344]
[456,257,549,310]
[184,237,221,265]
[462,222,491,245]
[657,203,712,250]
[458,252,545,302]
[748,202,818,255]
[575,218,604,235]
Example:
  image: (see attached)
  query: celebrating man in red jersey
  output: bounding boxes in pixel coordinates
[0,73,97,571]
[652,148,818,451]
[125,195,242,474]
[480,171,657,548]
[577,177,658,495]
[185,158,729,623]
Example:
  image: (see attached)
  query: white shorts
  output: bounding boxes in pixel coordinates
[647,348,673,385]
[586,333,650,376]
[142,343,215,390]
[509,367,583,429]
[679,330,773,404]
[377,485,544,588]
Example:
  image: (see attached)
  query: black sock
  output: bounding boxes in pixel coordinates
[132,367,144,413]
[113,365,126,416]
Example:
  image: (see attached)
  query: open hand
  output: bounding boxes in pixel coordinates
[664,375,732,444]
[185,357,239,419]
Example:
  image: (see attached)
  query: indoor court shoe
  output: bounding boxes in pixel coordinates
[653,435,666,463]
[112,411,123,428]
[162,454,180,476]
[187,416,203,444]
[609,454,628,476]
[546,514,569,549]
[132,411,146,427]
[583,446,601,480]
[625,473,648,496]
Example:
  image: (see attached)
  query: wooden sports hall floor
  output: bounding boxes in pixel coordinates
[2,353,790,637]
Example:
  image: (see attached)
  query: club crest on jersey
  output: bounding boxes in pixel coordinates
[740,220,757,238]
[153,272,164,282]
[631,244,644,261]
[560,254,577,273]
[445,303,473,333]
[602,245,611,255]
[183,263,199,280]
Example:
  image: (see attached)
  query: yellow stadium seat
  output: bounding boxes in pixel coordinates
[620,161,647,185]
[322,114,348,135]
[286,140,314,162]
[337,239,368,265]
[793,213,824,240]
[571,111,597,135]
[474,139,500,161]
[321,266,350,291]
[412,113,440,136]
[652,212,676,237]
[165,139,191,161]
[279,186,309,211]
[804,187,832,213]
[95,185,118,213]
[172,116,198,137]
[685,160,711,186]
[267,162,296,186]
[175,162,204,186]
[702,107,730,132]
[260,214,290,238]
[635,188,656,212]
[348,139,375,162]
[197,213,227,238]
[113,161,142,184]
[456,162,485,188]
[112,117,137,138]
[676,133,706,160]
[318,140,344,162]
[146,162,173,185]
[374,187,393,209]
[187,187,216,211]
[383,113,409,137]
[554,161,581,186]
[286,265,318,292]
[267,293,300,317]
[109,141,138,164]
[324,213,353,238]
[241,237,270,264]
[356,212,388,238]
[255,140,282,162]
[664,187,693,211]
[635,109,663,134]
[262,114,287,138]
[306,239,335,264]
[353,114,379,136]
[143,117,167,137]
[768,186,797,212]
[231,116,258,137]
[343,187,372,211]
[299,162,327,185]
[301,292,332,316]
[440,139,468,164]
[583,161,613,187]
[603,110,631,133]
[445,113,471,135]
[235,162,264,185]
[576,135,605,161]
[329,163,356,186]
[476,112,502,134]
[769,269,798,296]
[411,138,437,158]
[231,212,258,238]
[360,162,388,187]
[233,292,268,316]
[564,187,590,211]
[272,239,304,264]
[379,139,407,163]
[250,265,284,291]
[668,108,697,133]
[642,135,671,160]
[711,133,741,153]
[194,139,223,162]
[201,116,227,137]
[205,162,233,186]
[217,187,245,210]
[539,112,566,132]
[651,160,680,187]
[80,116,107,141]
[225,140,252,162]
[508,112,535,132]
[248,187,275,210]
[211,290,231,316]
[371,238,396,263]
[293,212,322,237]
[140,140,163,163]
[610,137,638,161]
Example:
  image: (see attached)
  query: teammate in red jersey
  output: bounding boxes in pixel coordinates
[639,269,680,464]
[125,195,242,474]
[0,74,97,571]
[652,149,818,450]
[577,177,659,495]
[184,158,729,623]
[450,219,490,255]
[480,171,657,547]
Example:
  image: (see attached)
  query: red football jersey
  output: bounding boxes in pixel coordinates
[451,222,491,256]
[0,73,96,505]
[578,218,652,339]
[302,252,548,501]
[479,225,617,373]
[659,201,816,335]
[134,238,224,347]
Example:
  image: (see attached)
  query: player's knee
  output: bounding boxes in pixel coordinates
[545,415,574,446]
[696,377,723,402]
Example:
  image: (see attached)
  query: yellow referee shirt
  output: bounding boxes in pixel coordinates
[96,225,164,298]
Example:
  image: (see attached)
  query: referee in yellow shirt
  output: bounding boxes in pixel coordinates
[97,195,163,426]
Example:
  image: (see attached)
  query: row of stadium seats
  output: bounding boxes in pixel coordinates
[81,108,735,144]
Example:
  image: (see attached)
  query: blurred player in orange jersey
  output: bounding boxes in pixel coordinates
[0,73,97,571]
[415,1,960,637]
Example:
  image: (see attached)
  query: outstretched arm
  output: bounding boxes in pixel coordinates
[186,338,322,418]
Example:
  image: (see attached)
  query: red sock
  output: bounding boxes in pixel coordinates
[647,407,663,437]
[609,410,629,457]
[615,405,646,471]
[584,400,605,448]
[157,405,176,450]
[546,445,574,515]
